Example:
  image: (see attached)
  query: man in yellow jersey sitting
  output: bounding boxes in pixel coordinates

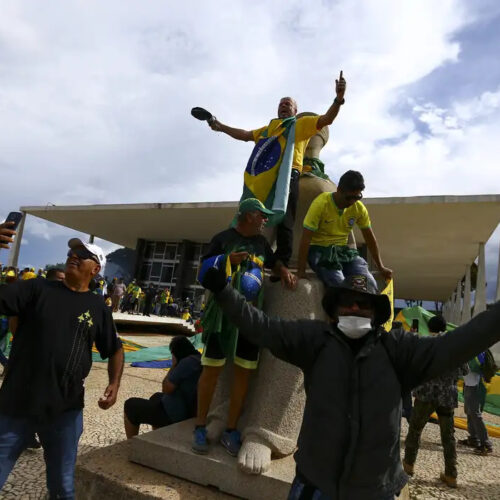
[297,170,392,290]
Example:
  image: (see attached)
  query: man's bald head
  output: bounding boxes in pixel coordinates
[278,97,298,118]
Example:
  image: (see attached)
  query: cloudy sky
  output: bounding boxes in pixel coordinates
[0,0,499,299]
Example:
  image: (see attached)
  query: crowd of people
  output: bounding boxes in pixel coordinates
[0,71,498,500]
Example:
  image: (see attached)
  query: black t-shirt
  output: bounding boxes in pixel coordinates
[203,228,277,270]
[0,279,122,420]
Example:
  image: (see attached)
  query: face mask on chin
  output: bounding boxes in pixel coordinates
[337,316,373,339]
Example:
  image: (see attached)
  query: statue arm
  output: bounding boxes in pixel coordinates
[215,285,325,369]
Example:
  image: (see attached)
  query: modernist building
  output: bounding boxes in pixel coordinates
[8,194,500,316]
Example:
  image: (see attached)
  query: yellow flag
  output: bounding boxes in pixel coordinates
[381,279,394,332]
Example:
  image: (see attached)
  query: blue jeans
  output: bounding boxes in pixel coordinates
[0,409,83,499]
[308,249,378,291]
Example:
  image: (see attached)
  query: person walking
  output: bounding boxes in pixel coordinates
[402,315,468,488]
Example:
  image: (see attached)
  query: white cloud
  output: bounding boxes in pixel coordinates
[0,0,498,282]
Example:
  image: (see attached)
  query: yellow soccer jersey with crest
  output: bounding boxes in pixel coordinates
[303,192,371,246]
[252,115,320,173]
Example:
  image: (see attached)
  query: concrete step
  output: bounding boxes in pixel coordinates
[130,419,295,500]
[75,439,234,499]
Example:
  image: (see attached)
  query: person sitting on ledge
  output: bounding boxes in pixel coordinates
[200,264,500,500]
[297,170,392,289]
[124,336,201,438]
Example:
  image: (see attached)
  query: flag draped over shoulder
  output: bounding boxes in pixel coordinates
[240,116,296,226]
[200,253,265,361]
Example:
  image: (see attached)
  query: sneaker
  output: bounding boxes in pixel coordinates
[220,429,242,457]
[402,460,414,476]
[440,472,457,488]
[474,445,493,456]
[191,426,209,455]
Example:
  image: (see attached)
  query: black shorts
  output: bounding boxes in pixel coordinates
[124,392,171,428]
[202,331,259,370]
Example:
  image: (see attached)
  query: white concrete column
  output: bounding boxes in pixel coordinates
[462,265,471,324]
[496,240,500,302]
[7,211,26,268]
[473,243,486,317]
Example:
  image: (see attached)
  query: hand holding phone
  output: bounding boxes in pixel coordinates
[0,212,22,250]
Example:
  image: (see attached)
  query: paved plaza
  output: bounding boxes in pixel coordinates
[1,334,499,499]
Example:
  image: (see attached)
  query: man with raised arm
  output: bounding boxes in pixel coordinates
[200,263,500,499]
[207,72,347,268]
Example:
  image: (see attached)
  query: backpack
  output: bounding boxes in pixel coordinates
[482,349,498,383]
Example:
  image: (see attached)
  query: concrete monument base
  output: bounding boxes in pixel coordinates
[129,418,296,500]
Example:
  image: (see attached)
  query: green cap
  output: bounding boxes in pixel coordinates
[238,198,274,216]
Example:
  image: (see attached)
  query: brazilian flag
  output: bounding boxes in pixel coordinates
[240,116,296,226]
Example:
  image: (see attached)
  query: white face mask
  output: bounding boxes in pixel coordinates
[337,316,372,339]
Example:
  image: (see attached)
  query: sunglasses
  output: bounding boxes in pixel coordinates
[67,248,99,264]
[344,193,363,202]
[338,294,372,310]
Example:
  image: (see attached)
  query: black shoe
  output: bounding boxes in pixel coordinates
[458,437,478,448]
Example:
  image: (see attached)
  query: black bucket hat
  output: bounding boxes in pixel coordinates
[322,274,391,326]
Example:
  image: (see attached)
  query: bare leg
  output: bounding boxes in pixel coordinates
[196,365,223,426]
[124,414,139,439]
[227,365,252,429]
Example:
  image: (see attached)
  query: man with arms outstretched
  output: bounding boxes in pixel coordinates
[208,72,347,267]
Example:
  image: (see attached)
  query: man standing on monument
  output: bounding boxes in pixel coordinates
[199,264,500,499]
[192,198,296,456]
[297,170,392,289]
[207,72,346,267]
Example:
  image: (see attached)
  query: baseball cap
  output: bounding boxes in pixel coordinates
[238,198,274,216]
[68,238,106,269]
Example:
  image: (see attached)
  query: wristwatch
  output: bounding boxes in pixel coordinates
[334,97,345,105]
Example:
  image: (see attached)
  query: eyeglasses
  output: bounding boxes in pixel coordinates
[338,295,372,310]
[67,248,99,264]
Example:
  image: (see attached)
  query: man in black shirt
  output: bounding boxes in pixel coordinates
[192,198,296,457]
[0,227,124,499]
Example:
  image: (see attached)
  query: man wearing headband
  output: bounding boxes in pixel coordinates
[200,264,500,499]
[297,170,392,289]
[0,227,124,499]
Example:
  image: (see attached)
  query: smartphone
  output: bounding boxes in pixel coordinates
[4,212,23,231]
[411,319,419,332]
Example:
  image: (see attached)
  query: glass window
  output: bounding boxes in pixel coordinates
[140,262,151,281]
[154,242,166,259]
[161,264,174,283]
[151,262,162,279]
[165,244,177,260]
[144,242,155,260]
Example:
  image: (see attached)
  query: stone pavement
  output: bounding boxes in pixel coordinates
[0,337,499,498]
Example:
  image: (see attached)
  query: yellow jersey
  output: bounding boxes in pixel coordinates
[303,192,371,246]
